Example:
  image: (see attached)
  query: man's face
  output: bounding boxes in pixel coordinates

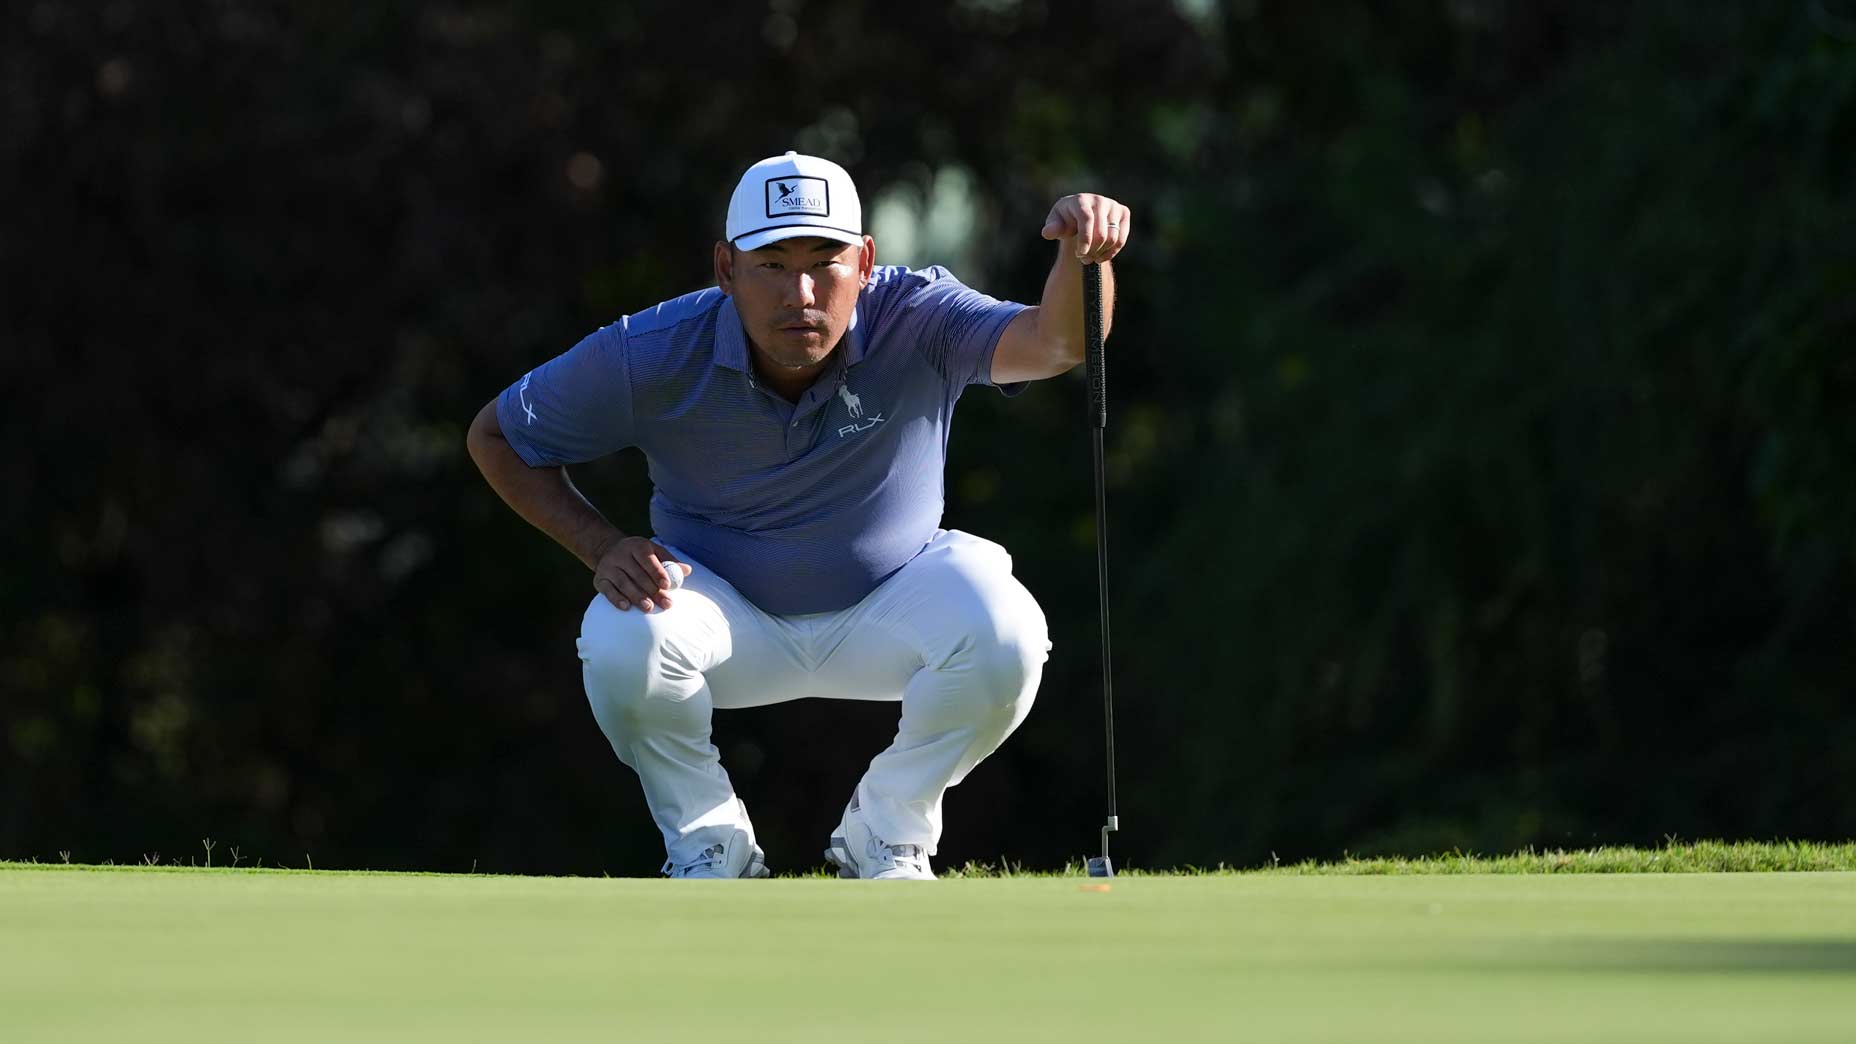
[716,235,875,371]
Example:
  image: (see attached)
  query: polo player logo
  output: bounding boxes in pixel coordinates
[835,383,885,438]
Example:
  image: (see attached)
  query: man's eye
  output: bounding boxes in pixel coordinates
[760,262,783,270]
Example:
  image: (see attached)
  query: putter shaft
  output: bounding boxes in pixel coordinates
[1083,261,1118,875]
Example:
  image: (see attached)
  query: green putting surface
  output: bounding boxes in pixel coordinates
[3,866,1852,1042]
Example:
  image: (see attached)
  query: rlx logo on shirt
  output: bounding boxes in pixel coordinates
[837,383,885,438]
[519,372,537,423]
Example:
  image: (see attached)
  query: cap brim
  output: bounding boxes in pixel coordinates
[732,225,863,252]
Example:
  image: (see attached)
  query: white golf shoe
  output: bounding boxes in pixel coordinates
[663,829,769,879]
[823,798,934,880]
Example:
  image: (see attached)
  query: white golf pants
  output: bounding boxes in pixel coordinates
[578,529,1050,868]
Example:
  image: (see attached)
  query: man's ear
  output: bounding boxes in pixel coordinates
[714,241,734,294]
[858,235,876,288]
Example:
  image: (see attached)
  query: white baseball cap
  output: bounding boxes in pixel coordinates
[725,151,863,251]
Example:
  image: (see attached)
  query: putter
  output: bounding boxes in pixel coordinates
[1082,260,1119,879]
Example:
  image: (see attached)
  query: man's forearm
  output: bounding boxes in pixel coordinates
[466,402,623,570]
[1035,246,1113,362]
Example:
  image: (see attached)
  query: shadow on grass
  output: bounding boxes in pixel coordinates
[1490,939,1856,975]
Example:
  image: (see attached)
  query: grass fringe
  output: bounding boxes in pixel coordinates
[933,839,1856,877]
[1264,838,1856,876]
[4,839,1852,879]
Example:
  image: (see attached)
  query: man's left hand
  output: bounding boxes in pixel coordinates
[1040,193,1131,264]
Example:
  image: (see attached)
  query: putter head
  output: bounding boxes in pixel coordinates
[1085,855,1115,878]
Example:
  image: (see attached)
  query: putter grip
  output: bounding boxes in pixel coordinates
[1083,262,1106,429]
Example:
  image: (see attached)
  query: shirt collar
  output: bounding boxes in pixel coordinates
[712,290,869,373]
[843,297,867,365]
[714,294,750,372]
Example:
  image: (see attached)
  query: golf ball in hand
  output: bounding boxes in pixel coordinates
[662,565,685,590]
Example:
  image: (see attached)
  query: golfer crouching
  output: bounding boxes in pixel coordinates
[467,152,1128,878]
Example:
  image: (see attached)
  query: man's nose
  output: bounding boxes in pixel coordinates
[784,273,816,310]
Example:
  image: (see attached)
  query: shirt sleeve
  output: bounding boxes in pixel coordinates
[494,321,634,466]
[900,266,1030,396]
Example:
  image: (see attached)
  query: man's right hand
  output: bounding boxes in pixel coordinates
[593,535,691,612]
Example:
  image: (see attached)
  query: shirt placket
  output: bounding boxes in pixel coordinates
[745,357,844,459]
[787,361,845,457]
[743,369,794,425]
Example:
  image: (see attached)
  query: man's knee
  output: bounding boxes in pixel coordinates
[921,552,1050,713]
[970,594,1049,707]
[579,597,703,729]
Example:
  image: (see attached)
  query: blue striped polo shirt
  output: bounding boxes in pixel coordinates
[496,265,1027,614]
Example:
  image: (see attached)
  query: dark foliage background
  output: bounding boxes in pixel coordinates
[4,0,1853,874]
